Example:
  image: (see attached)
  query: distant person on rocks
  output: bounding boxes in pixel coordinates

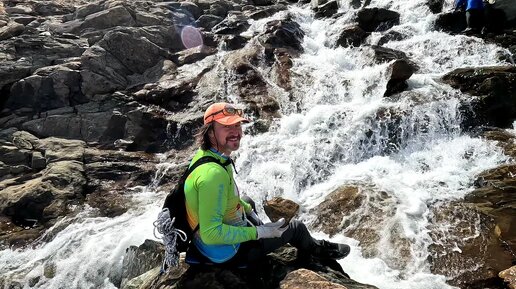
[455,0,485,33]
[183,102,350,266]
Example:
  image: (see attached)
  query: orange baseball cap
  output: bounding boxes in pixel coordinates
[203,102,249,125]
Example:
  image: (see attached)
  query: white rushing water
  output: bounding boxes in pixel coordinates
[0,0,512,288]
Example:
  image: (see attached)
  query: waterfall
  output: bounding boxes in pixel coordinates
[235,1,509,289]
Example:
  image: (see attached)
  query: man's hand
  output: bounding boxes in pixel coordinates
[256,218,288,239]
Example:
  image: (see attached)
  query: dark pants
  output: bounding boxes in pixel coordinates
[234,196,319,264]
[466,9,484,31]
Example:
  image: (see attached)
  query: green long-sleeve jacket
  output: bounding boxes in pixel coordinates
[184,148,257,263]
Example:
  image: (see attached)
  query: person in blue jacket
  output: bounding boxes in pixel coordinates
[455,0,484,33]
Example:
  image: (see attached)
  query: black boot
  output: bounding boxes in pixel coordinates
[312,240,350,260]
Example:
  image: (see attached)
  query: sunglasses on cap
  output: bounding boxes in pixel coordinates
[204,105,243,122]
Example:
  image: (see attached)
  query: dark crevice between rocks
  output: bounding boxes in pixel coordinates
[5,191,54,228]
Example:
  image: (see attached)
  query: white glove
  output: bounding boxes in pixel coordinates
[256,218,288,239]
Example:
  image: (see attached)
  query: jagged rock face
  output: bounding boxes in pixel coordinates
[0,130,159,247]
[428,201,514,289]
[121,241,378,289]
[442,66,516,129]
[499,265,516,289]
[467,163,516,254]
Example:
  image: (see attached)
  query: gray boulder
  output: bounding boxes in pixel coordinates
[0,160,86,229]
[7,62,86,112]
[80,26,181,97]
[0,21,24,40]
[356,7,400,32]
[494,0,516,23]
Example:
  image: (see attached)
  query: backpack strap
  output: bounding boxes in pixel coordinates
[187,156,231,175]
[185,155,232,234]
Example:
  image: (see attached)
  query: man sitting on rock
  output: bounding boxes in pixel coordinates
[183,102,350,266]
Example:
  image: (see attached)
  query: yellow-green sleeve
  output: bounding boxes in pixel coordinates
[240,199,253,214]
[196,167,257,245]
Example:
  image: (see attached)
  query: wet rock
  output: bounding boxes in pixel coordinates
[376,30,407,46]
[0,160,86,228]
[259,18,305,52]
[120,240,165,289]
[85,188,132,217]
[233,60,280,115]
[263,197,299,226]
[428,201,514,288]
[272,48,294,91]
[384,59,415,97]
[280,269,347,289]
[499,266,516,289]
[43,262,56,279]
[482,129,516,158]
[426,0,444,14]
[253,0,276,6]
[314,0,338,18]
[311,186,366,236]
[336,24,369,48]
[127,108,191,152]
[356,7,400,32]
[311,185,412,270]
[368,45,409,63]
[466,163,516,252]
[442,66,516,128]
[0,137,161,246]
[350,0,372,9]
[434,11,467,34]
[311,0,329,10]
[84,159,154,193]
